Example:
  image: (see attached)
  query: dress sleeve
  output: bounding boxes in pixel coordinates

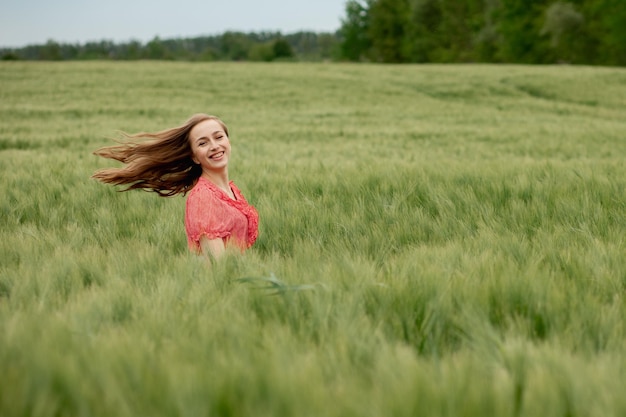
[185,186,232,250]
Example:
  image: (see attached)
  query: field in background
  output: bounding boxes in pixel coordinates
[1,62,625,416]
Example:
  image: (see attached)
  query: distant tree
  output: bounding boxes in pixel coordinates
[540,2,585,63]
[272,38,294,59]
[582,0,626,65]
[220,32,253,60]
[368,0,410,62]
[495,0,552,63]
[1,51,19,60]
[248,43,274,61]
[317,33,342,60]
[473,0,501,62]
[441,0,488,62]
[541,1,583,47]
[198,46,218,61]
[78,40,115,59]
[120,40,142,60]
[340,0,372,61]
[145,36,170,59]
[285,31,340,60]
[41,39,62,60]
[286,31,316,59]
[406,0,444,62]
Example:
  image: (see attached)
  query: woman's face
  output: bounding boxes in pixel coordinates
[189,119,231,175]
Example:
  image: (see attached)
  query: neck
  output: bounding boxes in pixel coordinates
[201,170,230,191]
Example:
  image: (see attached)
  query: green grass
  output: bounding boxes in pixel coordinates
[1,61,625,417]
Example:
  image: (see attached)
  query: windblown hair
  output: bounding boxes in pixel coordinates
[92,114,228,196]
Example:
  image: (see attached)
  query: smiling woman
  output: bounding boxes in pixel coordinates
[92,114,259,259]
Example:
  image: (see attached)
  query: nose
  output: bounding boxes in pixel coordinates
[208,138,219,149]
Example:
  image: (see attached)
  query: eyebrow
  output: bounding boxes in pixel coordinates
[194,130,225,142]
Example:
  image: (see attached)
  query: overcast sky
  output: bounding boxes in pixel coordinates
[0,0,346,48]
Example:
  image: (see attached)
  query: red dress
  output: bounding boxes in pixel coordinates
[185,177,259,252]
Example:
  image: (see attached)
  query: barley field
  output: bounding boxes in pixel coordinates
[1,61,625,417]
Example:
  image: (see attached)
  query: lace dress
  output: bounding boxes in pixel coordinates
[185,177,259,252]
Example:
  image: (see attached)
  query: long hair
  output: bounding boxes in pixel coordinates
[92,114,228,196]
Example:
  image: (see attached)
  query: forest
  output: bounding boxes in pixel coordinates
[1,0,624,65]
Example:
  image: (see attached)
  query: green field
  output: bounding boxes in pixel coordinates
[1,61,625,416]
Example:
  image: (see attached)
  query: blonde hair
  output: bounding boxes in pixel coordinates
[92,114,228,196]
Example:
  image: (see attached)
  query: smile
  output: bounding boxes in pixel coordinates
[210,151,225,159]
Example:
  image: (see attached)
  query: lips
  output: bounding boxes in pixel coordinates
[210,151,224,160]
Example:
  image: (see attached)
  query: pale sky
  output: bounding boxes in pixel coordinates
[0,0,346,48]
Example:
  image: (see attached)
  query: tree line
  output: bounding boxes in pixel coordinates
[340,0,626,65]
[0,31,339,62]
[2,1,624,65]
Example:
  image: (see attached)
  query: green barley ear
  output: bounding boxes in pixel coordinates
[235,273,320,295]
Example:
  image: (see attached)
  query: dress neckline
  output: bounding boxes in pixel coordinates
[199,177,240,202]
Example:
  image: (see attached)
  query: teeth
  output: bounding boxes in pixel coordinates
[211,152,224,159]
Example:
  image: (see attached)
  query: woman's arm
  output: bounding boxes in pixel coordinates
[199,235,225,260]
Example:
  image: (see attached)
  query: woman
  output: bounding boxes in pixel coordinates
[92,114,258,259]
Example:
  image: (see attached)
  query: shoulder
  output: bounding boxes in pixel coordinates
[190,177,216,194]
[187,178,219,202]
